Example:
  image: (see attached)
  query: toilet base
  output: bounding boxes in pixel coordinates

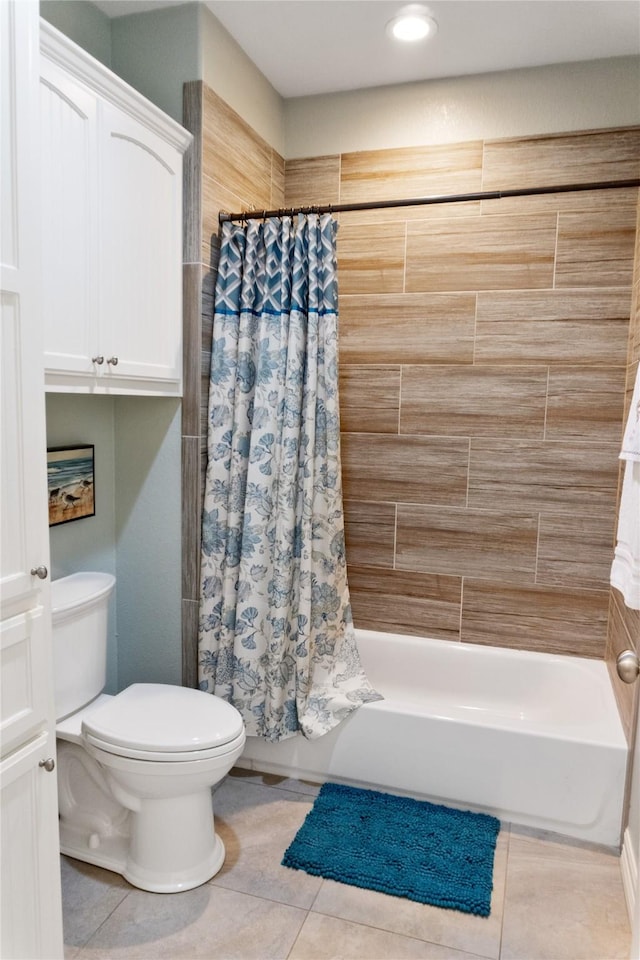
[60,829,226,894]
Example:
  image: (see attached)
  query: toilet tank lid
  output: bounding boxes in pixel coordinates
[81,683,245,752]
[51,572,115,617]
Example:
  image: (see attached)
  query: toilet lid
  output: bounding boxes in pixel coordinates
[81,683,244,753]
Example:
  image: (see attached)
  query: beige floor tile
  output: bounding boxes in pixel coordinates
[211,776,323,908]
[76,883,305,960]
[500,831,631,960]
[60,855,131,954]
[288,911,490,960]
[310,826,508,960]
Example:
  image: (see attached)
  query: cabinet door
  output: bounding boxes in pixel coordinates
[40,57,100,383]
[1,733,63,960]
[99,101,183,391]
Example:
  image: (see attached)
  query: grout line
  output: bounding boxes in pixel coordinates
[542,366,550,441]
[392,502,398,571]
[534,511,542,584]
[402,221,408,294]
[552,211,560,289]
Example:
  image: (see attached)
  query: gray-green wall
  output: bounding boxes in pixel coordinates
[40,0,112,65]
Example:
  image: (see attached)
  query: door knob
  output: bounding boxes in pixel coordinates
[616,650,640,684]
[106,356,118,366]
[92,355,104,364]
[39,758,55,772]
[30,565,48,580]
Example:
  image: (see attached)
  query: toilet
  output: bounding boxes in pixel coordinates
[51,571,246,893]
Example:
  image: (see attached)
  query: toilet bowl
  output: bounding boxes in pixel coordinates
[52,572,246,893]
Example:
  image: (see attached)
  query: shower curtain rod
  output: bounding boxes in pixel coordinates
[218,177,640,223]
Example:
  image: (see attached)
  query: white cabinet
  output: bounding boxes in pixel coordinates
[40,21,191,396]
[1,2,63,957]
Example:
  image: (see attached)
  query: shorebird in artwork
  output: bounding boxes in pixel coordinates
[62,492,82,509]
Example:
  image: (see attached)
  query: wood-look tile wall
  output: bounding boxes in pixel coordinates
[181,83,284,686]
[606,198,640,743]
[285,128,640,662]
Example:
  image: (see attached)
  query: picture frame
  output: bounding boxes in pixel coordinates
[47,445,96,527]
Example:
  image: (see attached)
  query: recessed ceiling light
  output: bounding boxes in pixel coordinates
[386,5,438,43]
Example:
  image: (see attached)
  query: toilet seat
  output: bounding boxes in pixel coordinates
[81,683,245,762]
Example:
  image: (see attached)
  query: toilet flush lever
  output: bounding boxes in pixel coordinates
[30,565,48,580]
[616,650,640,684]
[39,758,55,772]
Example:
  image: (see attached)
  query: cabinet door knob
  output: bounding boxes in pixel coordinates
[617,650,640,684]
[39,758,55,772]
[92,355,104,365]
[30,565,48,580]
[107,356,119,366]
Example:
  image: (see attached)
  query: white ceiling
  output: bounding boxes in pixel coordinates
[91,0,640,98]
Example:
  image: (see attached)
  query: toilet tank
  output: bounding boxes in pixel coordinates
[51,572,116,721]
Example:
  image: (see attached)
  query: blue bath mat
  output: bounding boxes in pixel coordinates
[282,782,500,916]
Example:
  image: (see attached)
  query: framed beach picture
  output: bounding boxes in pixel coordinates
[47,445,96,527]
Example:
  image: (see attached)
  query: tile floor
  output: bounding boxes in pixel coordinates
[61,769,631,960]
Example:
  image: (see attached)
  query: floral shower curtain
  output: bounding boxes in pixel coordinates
[198,213,381,742]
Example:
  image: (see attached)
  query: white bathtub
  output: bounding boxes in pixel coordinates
[237,629,628,847]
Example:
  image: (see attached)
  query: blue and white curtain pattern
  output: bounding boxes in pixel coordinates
[198,214,382,742]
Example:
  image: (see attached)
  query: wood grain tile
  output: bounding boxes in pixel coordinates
[468,439,619,517]
[400,365,547,439]
[482,186,639,218]
[537,513,616,590]
[202,173,246,267]
[340,433,469,506]
[606,590,640,743]
[545,366,627,442]
[343,501,395,569]
[337,222,406,295]
[461,580,609,657]
[396,505,538,583]
[555,207,637,288]
[284,156,340,207]
[271,151,285,208]
[182,263,202,438]
[475,289,632,366]
[340,141,483,203]
[347,565,462,641]
[482,128,640,191]
[405,214,557,292]
[338,200,482,226]
[339,366,400,434]
[202,87,272,213]
[338,293,476,365]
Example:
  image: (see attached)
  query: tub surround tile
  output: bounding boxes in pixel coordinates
[481,186,639,218]
[475,289,632,366]
[338,199,482,225]
[481,128,640,191]
[343,500,396,569]
[341,433,469,506]
[181,435,201,603]
[606,589,640,743]
[309,826,508,960]
[181,263,202,439]
[271,151,285,208]
[339,141,484,204]
[338,293,476,365]
[405,214,557,293]
[337,222,406,294]
[396,506,538,583]
[347,565,462,641]
[339,365,400,434]
[181,598,199,688]
[555,207,637,288]
[545,366,627,442]
[289,911,485,960]
[202,87,273,216]
[468,439,619,517]
[460,580,609,657]
[284,155,340,207]
[536,513,615,591]
[500,831,631,960]
[400,365,547,439]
